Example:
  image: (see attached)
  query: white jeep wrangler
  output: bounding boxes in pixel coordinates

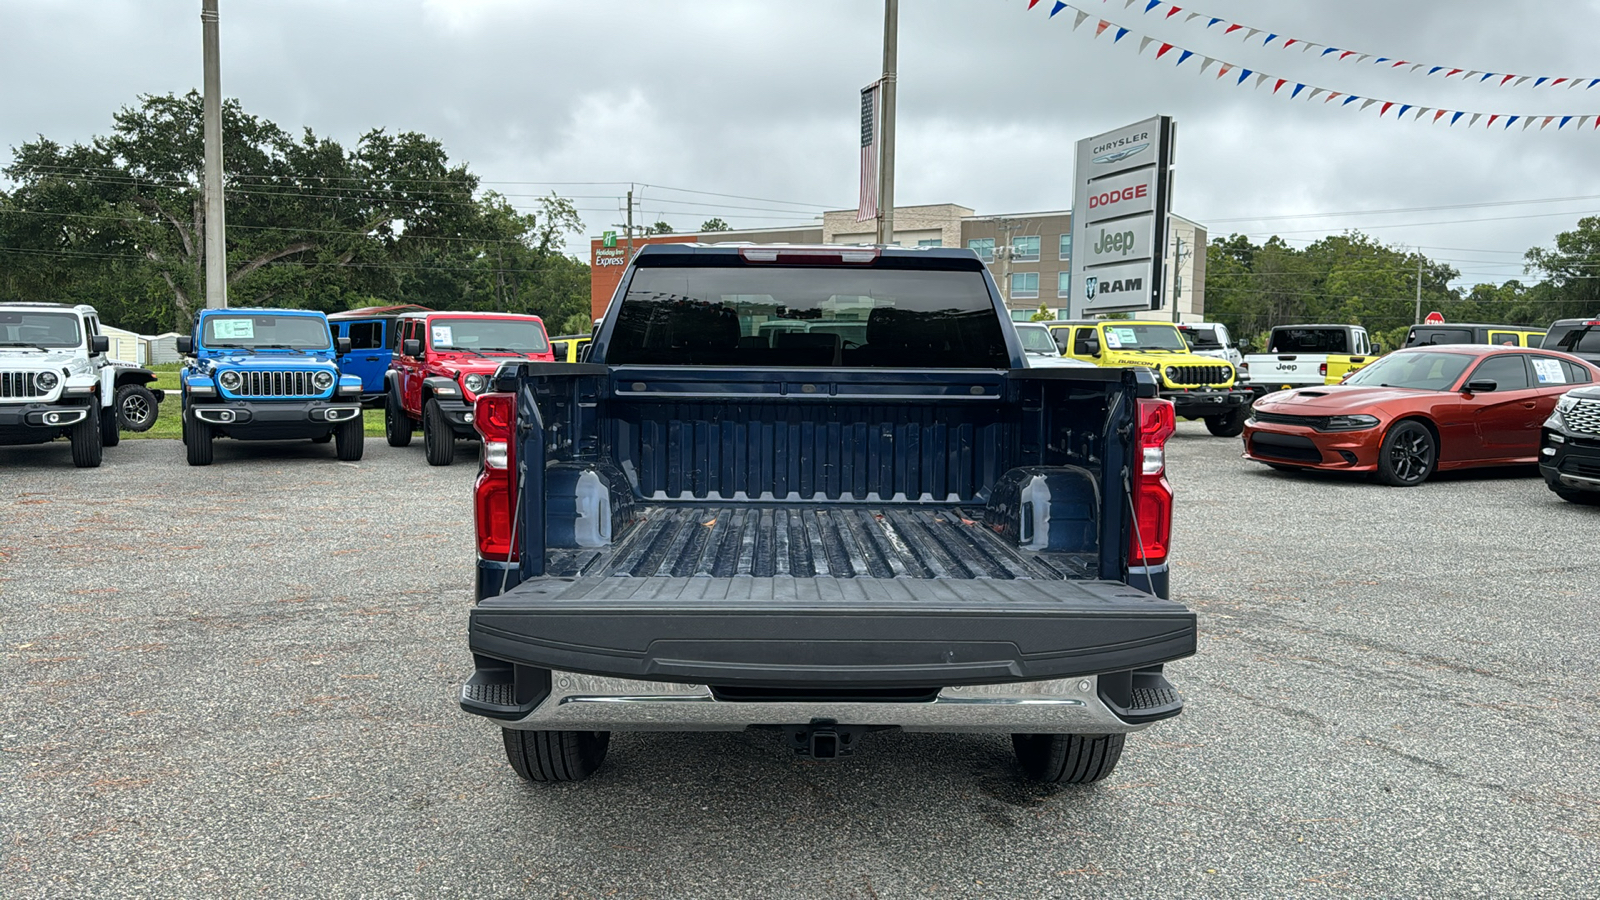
[0,302,120,467]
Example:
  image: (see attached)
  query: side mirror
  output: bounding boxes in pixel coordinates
[336,336,352,356]
[175,335,193,355]
[90,334,110,354]
[1465,378,1498,394]
[1238,339,1253,353]
[402,339,421,357]
[577,342,593,363]
[1085,340,1101,357]
[1372,343,1384,355]
[551,340,568,360]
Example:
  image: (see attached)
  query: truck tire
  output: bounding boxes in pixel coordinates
[385,392,413,448]
[99,399,120,447]
[423,398,454,466]
[1204,407,1246,437]
[1374,420,1435,487]
[70,404,103,469]
[1011,733,1124,784]
[185,416,213,466]
[115,384,159,432]
[335,416,364,461]
[502,729,610,782]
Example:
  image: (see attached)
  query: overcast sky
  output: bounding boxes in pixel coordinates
[4,0,1600,290]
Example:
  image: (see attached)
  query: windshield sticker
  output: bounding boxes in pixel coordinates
[1103,330,1122,350]
[431,325,453,346]
[1112,327,1138,347]
[213,319,254,340]
[1532,358,1567,384]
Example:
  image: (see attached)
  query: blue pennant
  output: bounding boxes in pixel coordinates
[1505,115,1520,128]
[1114,26,1129,42]
[1321,47,1339,56]
[1207,17,1222,27]
[1050,1,1067,16]
[1561,115,1574,128]
[1145,0,1161,12]
[1264,33,1278,44]
[1535,77,1549,87]
[1176,50,1193,65]
[1451,111,1465,125]
[1342,95,1360,105]
[1291,83,1306,98]
[1237,68,1253,85]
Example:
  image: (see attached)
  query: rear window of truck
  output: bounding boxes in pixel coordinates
[1545,326,1600,354]
[607,266,1010,368]
[1269,328,1350,354]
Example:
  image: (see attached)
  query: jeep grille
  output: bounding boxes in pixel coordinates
[1166,365,1233,388]
[0,371,44,399]
[1565,398,1600,436]
[227,369,322,398]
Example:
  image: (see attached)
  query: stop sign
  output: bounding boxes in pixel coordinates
[1424,311,1445,324]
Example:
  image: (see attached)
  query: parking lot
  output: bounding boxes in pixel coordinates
[3,425,1598,898]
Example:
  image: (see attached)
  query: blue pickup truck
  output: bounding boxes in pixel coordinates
[459,244,1196,786]
[177,308,365,465]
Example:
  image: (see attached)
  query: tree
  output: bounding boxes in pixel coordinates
[0,92,591,333]
[1526,217,1600,323]
[645,221,674,235]
[1029,303,1053,321]
[700,217,731,232]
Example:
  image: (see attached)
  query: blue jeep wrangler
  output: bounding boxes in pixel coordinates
[176,308,365,466]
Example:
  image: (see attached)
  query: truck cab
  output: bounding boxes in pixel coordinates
[1048,319,1252,436]
[1542,318,1600,368]
[384,311,555,466]
[177,308,365,466]
[0,302,120,467]
[1405,323,1546,349]
[328,304,432,406]
[1241,324,1377,394]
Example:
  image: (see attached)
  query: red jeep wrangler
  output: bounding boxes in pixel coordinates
[385,311,554,465]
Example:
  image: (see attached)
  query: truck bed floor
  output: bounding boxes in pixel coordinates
[545,505,1096,581]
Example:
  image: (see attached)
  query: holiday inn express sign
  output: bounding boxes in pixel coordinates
[1069,115,1175,316]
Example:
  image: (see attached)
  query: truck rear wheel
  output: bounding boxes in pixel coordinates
[1011,733,1124,784]
[335,416,364,461]
[70,405,103,468]
[385,392,413,447]
[423,398,455,466]
[185,416,213,466]
[502,729,610,782]
[1204,407,1246,437]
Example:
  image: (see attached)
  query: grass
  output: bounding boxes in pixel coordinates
[127,365,385,440]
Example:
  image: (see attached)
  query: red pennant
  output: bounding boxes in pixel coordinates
[1487,114,1501,127]
[1391,60,1409,68]
[1272,78,1287,93]
[1216,63,1232,78]
[1156,42,1174,58]
[1324,92,1342,103]
[1553,78,1570,86]
[1339,51,1355,60]
[1500,74,1516,85]
[1379,101,1394,116]
[1446,68,1462,77]
[1284,38,1298,48]
[1096,19,1111,36]
[1433,110,1448,122]
[1027,0,1041,7]
[1166,6,1183,18]
[1224,23,1242,34]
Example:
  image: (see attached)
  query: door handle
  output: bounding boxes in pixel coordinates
[365,356,380,361]
[1522,402,1537,409]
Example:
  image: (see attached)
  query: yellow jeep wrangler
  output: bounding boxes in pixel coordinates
[1048,319,1253,436]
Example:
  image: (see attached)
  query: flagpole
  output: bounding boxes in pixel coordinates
[876,0,898,246]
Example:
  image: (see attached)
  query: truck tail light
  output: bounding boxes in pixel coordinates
[473,393,517,562]
[1130,398,1175,568]
[1319,362,1328,377]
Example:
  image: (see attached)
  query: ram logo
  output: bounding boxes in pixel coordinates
[1084,277,1098,300]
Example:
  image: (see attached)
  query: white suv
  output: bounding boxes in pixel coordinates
[0,302,120,467]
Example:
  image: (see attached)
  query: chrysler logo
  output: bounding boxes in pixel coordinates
[1092,143,1149,165]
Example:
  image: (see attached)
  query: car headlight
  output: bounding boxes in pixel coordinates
[1322,414,1380,431]
[1164,366,1177,379]
[218,370,242,392]
[312,371,335,392]
[34,371,59,391]
[464,373,487,394]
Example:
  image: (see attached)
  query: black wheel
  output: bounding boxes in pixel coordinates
[99,400,120,447]
[69,404,103,468]
[1554,486,1600,506]
[423,398,455,466]
[335,417,364,461]
[1375,420,1435,487]
[1011,733,1125,784]
[184,414,213,466]
[385,392,413,448]
[115,384,159,432]
[1204,407,1246,437]
[501,729,610,782]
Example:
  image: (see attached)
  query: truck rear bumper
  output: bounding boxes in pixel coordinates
[463,669,1180,733]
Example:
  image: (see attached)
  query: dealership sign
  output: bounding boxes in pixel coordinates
[1068,115,1175,316]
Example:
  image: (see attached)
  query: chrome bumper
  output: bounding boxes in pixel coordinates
[494,671,1151,734]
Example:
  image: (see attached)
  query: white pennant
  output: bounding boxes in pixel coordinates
[1415,107,1430,120]
[1139,36,1155,54]
[1301,43,1317,52]
[1410,64,1424,73]
[1255,73,1270,88]
[1470,113,1483,127]
[1199,56,1216,74]
[1074,10,1089,29]
[1308,88,1325,101]
[1360,99,1378,110]
[1185,12,1201,23]
[1464,70,1480,79]
[1245,28,1261,41]
[1514,76,1531,86]
[1356,54,1371,63]
[1570,78,1584,89]
[1523,117,1535,129]
[1124,0,1138,8]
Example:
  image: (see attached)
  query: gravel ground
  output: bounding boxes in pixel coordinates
[2,426,1597,898]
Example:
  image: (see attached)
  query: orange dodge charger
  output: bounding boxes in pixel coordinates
[1243,345,1599,486]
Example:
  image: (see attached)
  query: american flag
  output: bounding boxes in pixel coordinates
[858,81,880,223]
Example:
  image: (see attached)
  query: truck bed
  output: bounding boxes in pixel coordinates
[545,504,1096,580]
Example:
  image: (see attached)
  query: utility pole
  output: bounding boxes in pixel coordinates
[1414,255,1423,324]
[875,0,898,246]
[994,218,1016,306]
[201,0,227,308]
[625,187,635,263]
[1171,235,1191,324]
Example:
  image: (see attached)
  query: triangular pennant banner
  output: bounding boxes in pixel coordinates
[1140,36,1156,53]
[1144,0,1161,12]
[1471,114,1484,127]
[1199,56,1216,74]
[1176,49,1194,66]
[1255,72,1271,89]
[1166,6,1184,19]
[1114,26,1129,42]
[1245,28,1261,41]
[1049,2,1067,17]
[1155,42,1174,58]
[1096,20,1112,36]
[1308,88,1325,101]
[1361,99,1378,110]
[1216,63,1232,78]
[1073,10,1090,29]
